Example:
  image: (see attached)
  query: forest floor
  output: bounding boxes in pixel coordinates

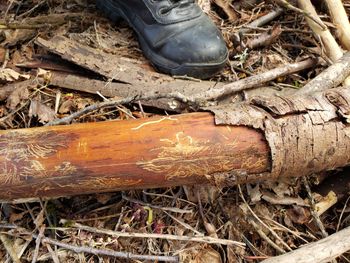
[0,0,350,262]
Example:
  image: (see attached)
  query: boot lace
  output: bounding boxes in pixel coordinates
[154,0,196,15]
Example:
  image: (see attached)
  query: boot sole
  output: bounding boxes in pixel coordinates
[96,0,227,79]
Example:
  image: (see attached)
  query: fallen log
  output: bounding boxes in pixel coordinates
[1,84,350,202]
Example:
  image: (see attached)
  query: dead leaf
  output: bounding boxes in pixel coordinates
[286,205,311,224]
[75,98,93,110]
[183,185,220,203]
[59,99,75,114]
[2,29,36,47]
[9,211,27,224]
[261,190,308,206]
[96,193,112,205]
[37,68,52,82]
[29,99,56,124]
[247,184,262,203]
[180,246,222,263]
[194,247,222,263]
[34,209,45,229]
[198,0,211,13]
[6,84,30,110]
[263,181,294,197]
[0,68,30,83]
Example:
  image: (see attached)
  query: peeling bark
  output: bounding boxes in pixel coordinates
[47,72,220,112]
[207,87,350,181]
[35,36,225,112]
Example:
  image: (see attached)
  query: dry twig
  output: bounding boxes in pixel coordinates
[59,220,245,247]
[303,177,328,238]
[274,0,326,30]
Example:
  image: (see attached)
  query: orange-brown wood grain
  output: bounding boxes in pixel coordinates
[0,112,270,201]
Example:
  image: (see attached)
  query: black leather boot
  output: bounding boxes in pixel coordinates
[96,0,228,79]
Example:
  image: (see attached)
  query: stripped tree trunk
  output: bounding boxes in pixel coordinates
[0,113,269,201]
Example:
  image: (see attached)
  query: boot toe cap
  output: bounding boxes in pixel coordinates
[160,20,228,66]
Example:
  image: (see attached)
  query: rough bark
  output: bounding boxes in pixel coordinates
[35,36,221,88]
[35,36,225,112]
[47,72,217,112]
[34,36,318,108]
[207,87,350,180]
[46,59,317,108]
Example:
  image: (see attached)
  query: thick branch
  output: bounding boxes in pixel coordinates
[296,52,350,95]
[297,0,343,62]
[199,57,319,100]
[0,86,350,201]
[208,87,350,180]
[324,0,350,51]
[262,226,350,263]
